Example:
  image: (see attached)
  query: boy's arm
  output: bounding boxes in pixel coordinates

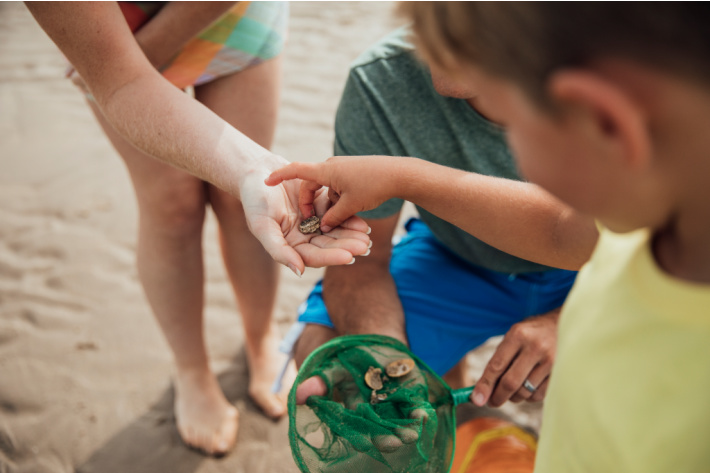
[267,155,598,270]
[399,158,598,270]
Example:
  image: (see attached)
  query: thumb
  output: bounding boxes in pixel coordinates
[295,376,328,405]
[471,382,490,407]
[299,180,323,218]
[252,218,305,277]
[320,197,359,233]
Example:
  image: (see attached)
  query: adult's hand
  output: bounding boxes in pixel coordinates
[241,158,372,276]
[471,308,560,407]
[27,3,371,277]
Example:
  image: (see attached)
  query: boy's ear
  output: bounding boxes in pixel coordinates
[549,70,651,170]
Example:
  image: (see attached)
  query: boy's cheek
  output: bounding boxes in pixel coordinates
[506,130,556,181]
[508,130,584,207]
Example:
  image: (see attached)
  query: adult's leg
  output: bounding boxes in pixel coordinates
[195,56,292,418]
[87,102,237,455]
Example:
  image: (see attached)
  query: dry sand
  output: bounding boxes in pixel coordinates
[0,2,541,472]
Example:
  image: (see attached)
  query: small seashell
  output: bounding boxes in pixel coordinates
[370,389,378,405]
[364,366,383,390]
[385,359,415,378]
[299,216,321,234]
[370,390,388,405]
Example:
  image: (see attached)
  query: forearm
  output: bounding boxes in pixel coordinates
[134,2,237,69]
[28,1,278,198]
[322,262,407,344]
[395,158,597,270]
[100,72,279,196]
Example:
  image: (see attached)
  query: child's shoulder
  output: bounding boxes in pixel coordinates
[583,226,710,324]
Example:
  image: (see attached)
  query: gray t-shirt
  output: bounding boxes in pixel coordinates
[333,29,551,273]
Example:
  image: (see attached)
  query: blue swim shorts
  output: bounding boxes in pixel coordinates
[297,218,578,376]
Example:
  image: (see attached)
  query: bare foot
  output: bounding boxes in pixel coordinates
[245,326,293,419]
[174,367,239,456]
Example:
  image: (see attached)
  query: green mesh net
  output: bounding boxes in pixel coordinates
[288,334,474,473]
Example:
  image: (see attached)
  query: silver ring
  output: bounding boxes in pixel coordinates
[523,379,537,393]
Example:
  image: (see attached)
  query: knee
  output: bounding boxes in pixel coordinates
[140,185,206,239]
[208,186,246,222]
[294,324,336,368]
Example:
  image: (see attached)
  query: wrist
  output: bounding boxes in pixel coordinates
[215,126,286,193]
[537,307,562,323]
[235,150,289,197]
[394,157,430,202]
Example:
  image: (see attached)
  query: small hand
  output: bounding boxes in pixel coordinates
[242,162,371,276]
[471,308,560,407]
[265,156,402,233]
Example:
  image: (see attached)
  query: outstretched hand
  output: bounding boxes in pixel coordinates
[241,161,371,276]
[265,156,405,232]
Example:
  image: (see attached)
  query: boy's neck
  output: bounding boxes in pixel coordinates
[653,196,710,284]
[595,59,710,284]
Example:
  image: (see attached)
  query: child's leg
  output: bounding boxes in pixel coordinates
[87,102,237,455]
[195,56,292,419]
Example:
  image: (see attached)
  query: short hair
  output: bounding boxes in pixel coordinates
[400,2,710,108]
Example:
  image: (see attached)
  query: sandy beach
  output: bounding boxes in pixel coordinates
[0,3,541,472]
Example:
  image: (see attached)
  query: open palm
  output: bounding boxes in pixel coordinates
[239,167,371,276]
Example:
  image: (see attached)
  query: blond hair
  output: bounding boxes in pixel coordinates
[400,2,710,107]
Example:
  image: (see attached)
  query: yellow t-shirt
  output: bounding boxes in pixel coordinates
[535,227,710,473]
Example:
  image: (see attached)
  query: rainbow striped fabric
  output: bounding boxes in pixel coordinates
[119,2,288,89]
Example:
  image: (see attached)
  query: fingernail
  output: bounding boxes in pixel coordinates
[347,258,356,265]
[288,263,302,277]
[367,226,372,235]
[473,392,486,406]
[362,249,371,256]
[321,225,332,233]
[368,240,373,249]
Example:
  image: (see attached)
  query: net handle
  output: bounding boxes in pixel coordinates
[451,385,475,406]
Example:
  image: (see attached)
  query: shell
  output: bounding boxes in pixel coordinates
[369,389,388,405]
[385,359,415,378]
[299,216,321,234]
[364,366,383,390]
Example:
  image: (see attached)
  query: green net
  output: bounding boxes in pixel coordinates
[288,334,473,473]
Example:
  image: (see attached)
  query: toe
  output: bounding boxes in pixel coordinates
[176,405,239,456]
[250,391,287,419]
[215,407,239,454]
